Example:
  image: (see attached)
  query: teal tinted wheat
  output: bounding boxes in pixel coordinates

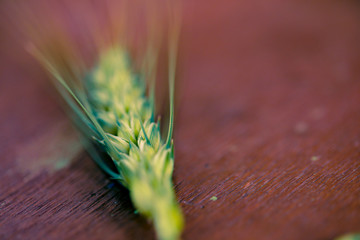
[32,46,184,240]
[86,48,183,240]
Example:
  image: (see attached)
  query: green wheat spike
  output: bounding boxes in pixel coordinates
[86,48,184,240]
[34,45,184,240]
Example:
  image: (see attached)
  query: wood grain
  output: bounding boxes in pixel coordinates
[1,0,360,239]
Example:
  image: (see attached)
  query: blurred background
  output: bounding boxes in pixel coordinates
[1,0,360,239]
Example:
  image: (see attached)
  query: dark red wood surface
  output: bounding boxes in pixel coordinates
[1,0,360,239]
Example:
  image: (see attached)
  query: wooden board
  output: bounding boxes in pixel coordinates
[1,0,360,239]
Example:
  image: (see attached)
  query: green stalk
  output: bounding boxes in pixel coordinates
[83,47,183,240]
[31,37,183,240]
[24,0,183,238]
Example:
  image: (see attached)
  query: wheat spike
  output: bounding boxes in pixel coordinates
[31,44,184,240]
[86,47,184,240]
[20,0,183,238]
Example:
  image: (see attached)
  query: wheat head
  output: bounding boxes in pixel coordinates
[21,0,183,238]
